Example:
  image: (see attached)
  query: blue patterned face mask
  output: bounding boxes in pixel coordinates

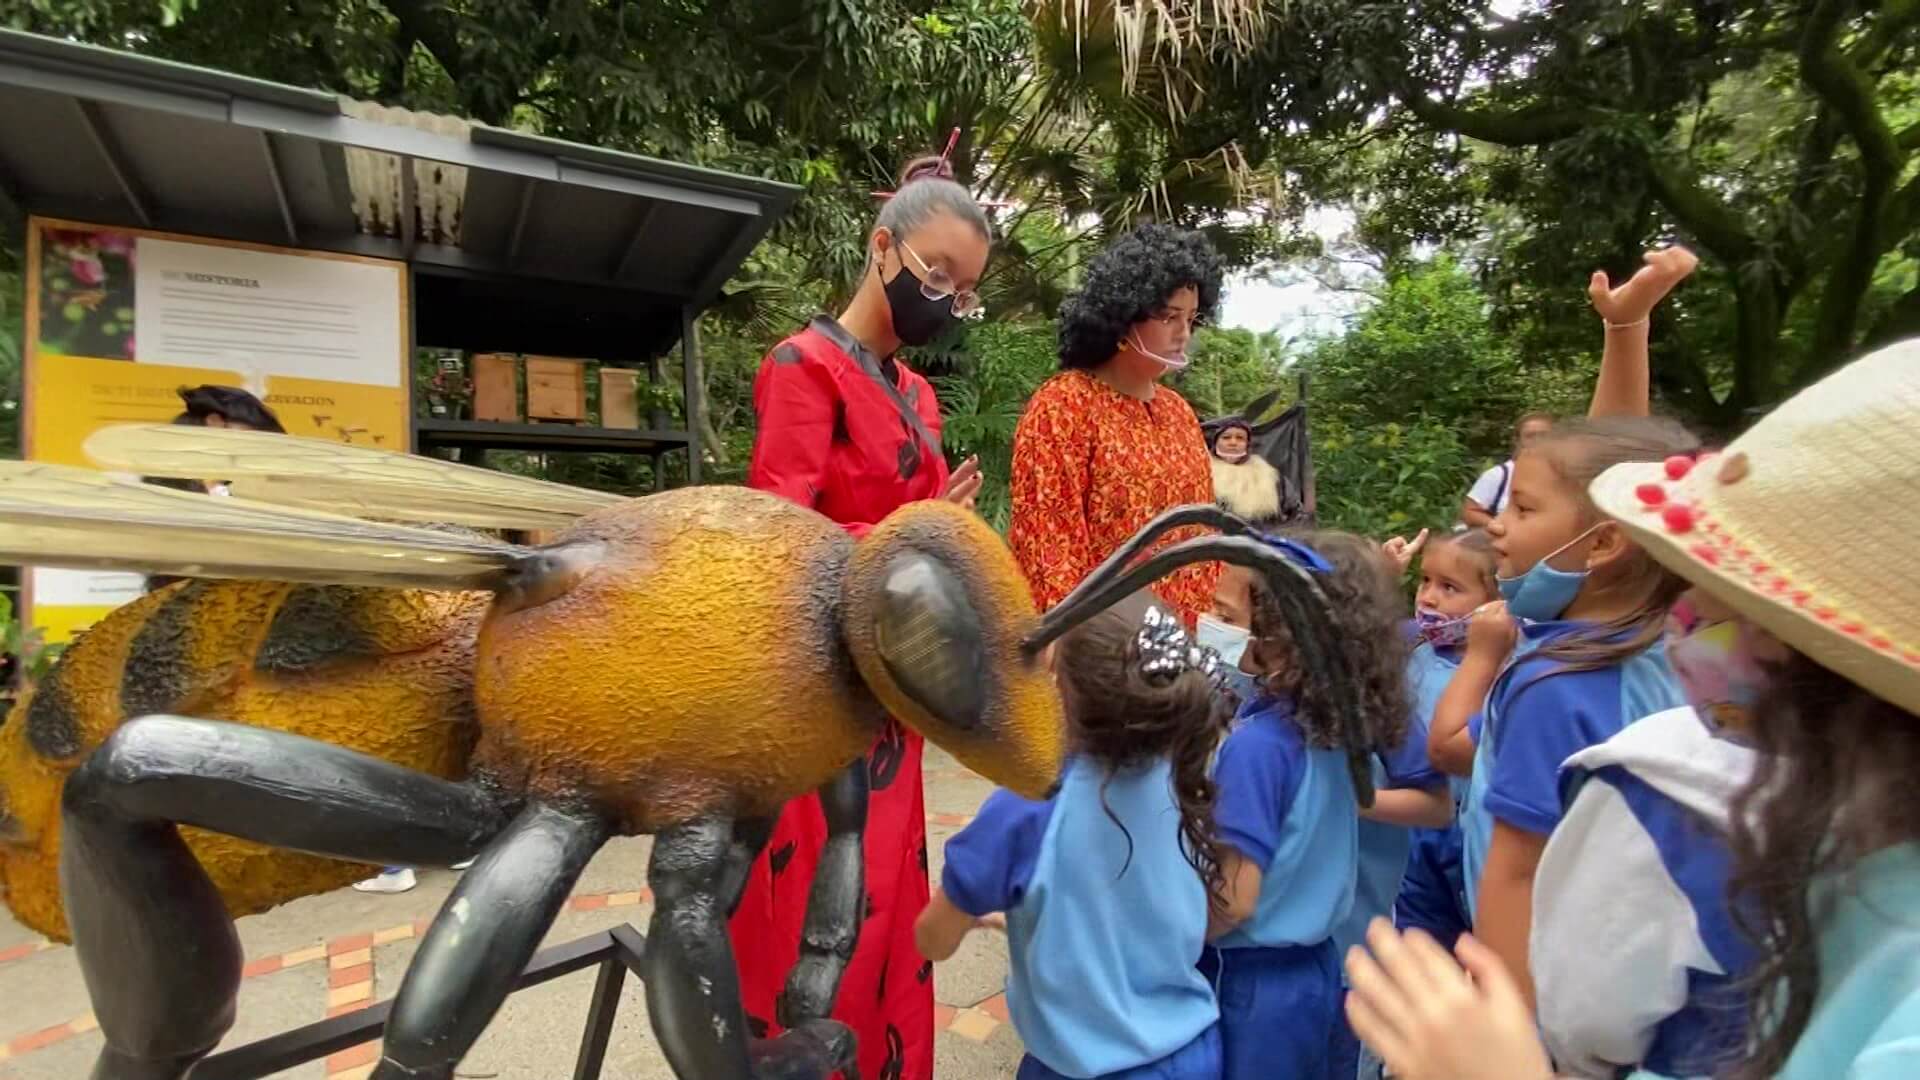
[1414,607,1471,649]
[1496,523,1604,622]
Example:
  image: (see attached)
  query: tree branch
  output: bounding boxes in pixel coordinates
[1398,95,1601,146]
[1797,0,1914,370]
[1846,0,1920,67]
[1883,171,1920,256]
[1639,152,1760,264]
[1799,0,1902,181]
[1783,110,1842,294]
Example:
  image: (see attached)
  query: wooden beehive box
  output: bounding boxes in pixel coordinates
[525,356,588,421]
[471,353,521,422]
[599,368,640,429]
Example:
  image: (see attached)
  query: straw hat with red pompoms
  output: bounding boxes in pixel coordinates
[1589,338,1920,715]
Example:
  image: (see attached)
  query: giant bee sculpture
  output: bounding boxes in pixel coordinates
[0,425,1355,1079]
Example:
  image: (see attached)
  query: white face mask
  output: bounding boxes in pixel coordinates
[1194,613,1250,666]
[1128,332,1189,371]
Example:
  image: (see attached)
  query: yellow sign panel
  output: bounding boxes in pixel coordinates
[22,216,411,640]
[265,374,409,451]
[28,354,245,467]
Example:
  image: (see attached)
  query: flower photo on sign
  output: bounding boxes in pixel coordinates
[38,228,138,361]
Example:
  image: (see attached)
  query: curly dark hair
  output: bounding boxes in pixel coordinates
[1726,655,1920,1080]
[1055,591,1233,902]
[1248,530,1410,755]
[1057,223,1225,370]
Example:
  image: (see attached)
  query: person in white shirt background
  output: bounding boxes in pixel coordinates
[1460,412,1554,527]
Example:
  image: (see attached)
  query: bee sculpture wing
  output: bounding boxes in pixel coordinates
[0,460,534,590]
[83,424,624,530]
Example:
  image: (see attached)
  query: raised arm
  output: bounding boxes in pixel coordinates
[1587,246,1699,418]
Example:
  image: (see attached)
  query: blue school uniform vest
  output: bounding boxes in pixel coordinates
[1212,694,1358,950]
[1461,622,1685,915]
[942,757,1217,1078]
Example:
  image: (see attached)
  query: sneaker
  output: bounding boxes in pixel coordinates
[352,868,417,894]
[450,858,475,871]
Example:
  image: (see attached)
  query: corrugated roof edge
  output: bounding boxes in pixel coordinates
[469,125,800,212]
[0,28,802,218]
[0,27,341,113]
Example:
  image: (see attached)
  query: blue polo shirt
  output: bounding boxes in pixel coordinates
[1211,693,1358,950]
[1330,643,1453,958]
[1461,621,1686,915]
[942,756,1217,1078]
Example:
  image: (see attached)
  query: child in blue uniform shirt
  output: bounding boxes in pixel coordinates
[1323,529,1499,1078]
[1425,417,1695,1003]
[916,593,1231,1080]
[1341,341,1920,1080]
[1203,531,1415,1080]
[1532,699,1757,1078]
[1392,530,1500,953]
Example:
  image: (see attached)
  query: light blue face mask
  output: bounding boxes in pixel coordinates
[1496,523,1605,622]
[1194,614,1250,666]
[1194,614,1260,709]
[1219,667,1262,709]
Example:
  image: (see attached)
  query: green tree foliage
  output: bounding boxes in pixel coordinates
[1298,257,1594,461]
[931,321,1058,530]
[1094,0,1920,430]
[1173,326,1291,421]
[1296,257,1594,537]
[11,0,1897,554]
[1311,417,1472,542]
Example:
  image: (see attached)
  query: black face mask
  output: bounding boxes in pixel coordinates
[880,252,959,347]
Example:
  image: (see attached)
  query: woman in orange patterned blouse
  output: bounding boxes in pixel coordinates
[1009,223,1223,627]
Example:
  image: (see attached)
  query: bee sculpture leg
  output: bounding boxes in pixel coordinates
[720,814,776,915]
[372,802,610,1080]
[58,716,506,1080]
[645,762,868,1080]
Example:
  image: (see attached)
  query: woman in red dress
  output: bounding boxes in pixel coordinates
[1009,223,1226,627]
[733,155,990,1080]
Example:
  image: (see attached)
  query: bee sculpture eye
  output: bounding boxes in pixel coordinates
[872,552,986,733]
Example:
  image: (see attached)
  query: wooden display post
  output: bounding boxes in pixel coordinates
[526,356,588,422]
[471,354,521,421]
[599,368,640,429]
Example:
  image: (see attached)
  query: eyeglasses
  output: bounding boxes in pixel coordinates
[1147,308,1205,330]
[900,240,984,319]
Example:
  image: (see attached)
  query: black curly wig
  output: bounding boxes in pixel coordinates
[1057,223,1225,371]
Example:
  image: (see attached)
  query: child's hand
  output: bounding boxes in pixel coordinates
[1465,601,1517,660]
[975,912,1008,932]
[1588,245,1698,327]
[1344,921,1554,1080]
[1382,529,1430,575]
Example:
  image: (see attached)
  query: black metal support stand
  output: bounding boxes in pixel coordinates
[191,925,650,1080]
